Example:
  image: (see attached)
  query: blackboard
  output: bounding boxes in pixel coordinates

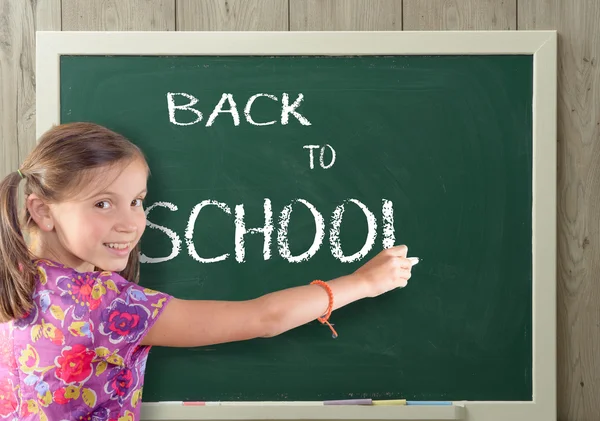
[60,53,533,403]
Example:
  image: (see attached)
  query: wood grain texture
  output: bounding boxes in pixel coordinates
[19,0,61,165]
[403,0,516,30]
[177,0,287,30]
[520,1,600,420]
[0,0,20,178]
[289,0,401,31]
[0,0,61,179]
[62,0,175,30]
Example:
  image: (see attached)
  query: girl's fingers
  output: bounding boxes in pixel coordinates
[397,257,419,269]
[385,245,408,257]
[394,269,412,288]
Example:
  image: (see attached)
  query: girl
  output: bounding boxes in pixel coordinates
[0,122,417,421]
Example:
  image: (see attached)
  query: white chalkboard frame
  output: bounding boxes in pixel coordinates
[36,30,556,421]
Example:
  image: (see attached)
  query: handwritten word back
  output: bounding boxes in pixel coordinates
[167,92,311,127]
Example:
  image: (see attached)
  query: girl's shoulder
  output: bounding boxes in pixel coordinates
[33,258,132,292]
[31,258,172,330]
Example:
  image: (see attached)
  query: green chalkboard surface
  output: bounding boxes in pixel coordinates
[60,55,533,402]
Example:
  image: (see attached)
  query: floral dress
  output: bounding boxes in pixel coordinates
[0,259,172,421]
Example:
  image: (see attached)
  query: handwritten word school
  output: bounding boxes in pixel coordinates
[141,199,396,265]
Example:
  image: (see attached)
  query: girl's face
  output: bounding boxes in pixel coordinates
[47,158,148,272]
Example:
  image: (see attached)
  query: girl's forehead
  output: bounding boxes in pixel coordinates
[68,159,148,201]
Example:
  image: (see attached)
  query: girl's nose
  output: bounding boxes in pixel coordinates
[115,213,139,233]
[115,222,137,233]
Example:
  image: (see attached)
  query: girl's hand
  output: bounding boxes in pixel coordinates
[352,245,417,298]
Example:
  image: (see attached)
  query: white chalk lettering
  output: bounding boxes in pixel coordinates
[319,144,336,169]
[281,93,311,126]
[142,199,394,264]
[167,92,311,127]
[167,93,203,126]
[206,93,240,127]
[277,199,325,263]
[140,202,182,263]
[244,93,278,126]
[303,145,320,169]
[382,199,395,249]
[186,200,232,263]
[235,199,273,263]
[330,199,377,263]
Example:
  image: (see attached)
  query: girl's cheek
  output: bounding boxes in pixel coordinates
[135,216,147,238]
[136,212,146,227]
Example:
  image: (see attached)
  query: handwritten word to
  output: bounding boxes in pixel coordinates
[303,145,336,169]
[141,199,396,264]
[167,92,312,127]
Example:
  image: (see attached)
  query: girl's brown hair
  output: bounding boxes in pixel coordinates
[0,122,148,322]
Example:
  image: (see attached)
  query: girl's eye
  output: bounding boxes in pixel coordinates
[132,199,144,207]
[95,201,111,209]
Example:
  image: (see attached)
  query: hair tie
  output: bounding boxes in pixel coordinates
[16,169,24,179]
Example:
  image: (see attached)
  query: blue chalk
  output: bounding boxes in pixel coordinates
[406,401,452,406]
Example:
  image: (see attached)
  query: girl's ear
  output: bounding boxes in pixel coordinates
[27,194,54,231]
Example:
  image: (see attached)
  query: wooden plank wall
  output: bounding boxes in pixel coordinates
[1,1,598,420]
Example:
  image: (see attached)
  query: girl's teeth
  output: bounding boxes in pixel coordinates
[106,243,129,249]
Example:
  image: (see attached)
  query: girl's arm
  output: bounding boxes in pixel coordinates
[141,245,415,348]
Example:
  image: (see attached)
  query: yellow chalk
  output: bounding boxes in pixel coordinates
[372,399,407,406]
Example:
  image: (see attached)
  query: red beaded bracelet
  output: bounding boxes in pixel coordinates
[310,280,338,338]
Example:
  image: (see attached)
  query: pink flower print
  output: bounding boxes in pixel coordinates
[53,387,71,405]
[57,274,102,319]
[100,297,150,344]
[105,367,138,402]
[54,344,95,384]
